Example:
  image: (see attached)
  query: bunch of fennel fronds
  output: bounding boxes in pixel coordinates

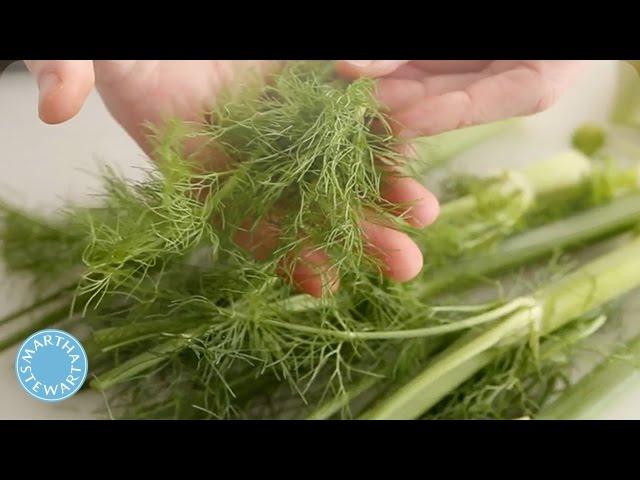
[2,61,640,420]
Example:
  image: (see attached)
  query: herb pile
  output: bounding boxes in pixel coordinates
[2,61,640,419]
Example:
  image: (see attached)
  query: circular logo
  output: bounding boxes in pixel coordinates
[15,329,88,402]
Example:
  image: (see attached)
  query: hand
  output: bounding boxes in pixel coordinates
[337,60,590,137]
[24,60,439,296]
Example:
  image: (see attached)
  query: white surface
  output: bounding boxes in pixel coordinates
[0,60,639,419]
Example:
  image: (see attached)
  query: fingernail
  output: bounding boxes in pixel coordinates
[37,72,62,102]
[346,60,374,68]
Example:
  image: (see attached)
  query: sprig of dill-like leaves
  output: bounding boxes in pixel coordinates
[2,62,640,420]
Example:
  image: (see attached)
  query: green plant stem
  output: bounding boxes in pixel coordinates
[263,297,535,341]
[92,293,323,350]
[419,193,640,298]
[361,235,640,419]
[90,326,208,391]
[359,311,531,419]
[438,150,593,220]
[0,285,75,327]
[93,298,533,366]
[306,376,381,420]
[536,332,640,420]
[93,319,200,350]
[305,336,453,420]
[0,305,76,351]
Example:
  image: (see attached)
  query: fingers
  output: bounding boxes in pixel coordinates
[289,248,340,298]
[232,179,435,295]
[286,175,437,292]
[390,61,589,138]
[376,72,488,112]
[410,60,491,74]
[357,172,436,284]
[336,60,410,79]
[24,60,95,124]
[288,222,427,293]
[360,220,424,283]
[234,218,339,297]
[380,175,440,228]
[232,138,439,295]
[233,217,281,262]
[92,60,140,86]
[233,216,338,297]
[285,216,427,293]
[375,78,427,112]
[391,90,481,137]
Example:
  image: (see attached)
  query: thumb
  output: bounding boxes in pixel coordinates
[336,60,409,79]
[24,60,95,124]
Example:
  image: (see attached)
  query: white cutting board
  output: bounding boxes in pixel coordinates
[0,60,638,420]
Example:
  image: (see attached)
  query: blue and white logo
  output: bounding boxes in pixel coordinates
[15,329,88,402]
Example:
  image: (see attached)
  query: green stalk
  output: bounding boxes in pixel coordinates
[90,326,208,391]
[93,319,199,350]
[305,336,453,420]
[0,285,75,327]
[91,293,324,351]
[0,305,77,351]
[420,192,640,298]
[307,306,596,421]
[306,376,381,420]
[264,297,536,341]
[537,332,640,420]
[361,235,640,419]
[423,150,622,261]
[438,150,593,220]
[359,311,530,419]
